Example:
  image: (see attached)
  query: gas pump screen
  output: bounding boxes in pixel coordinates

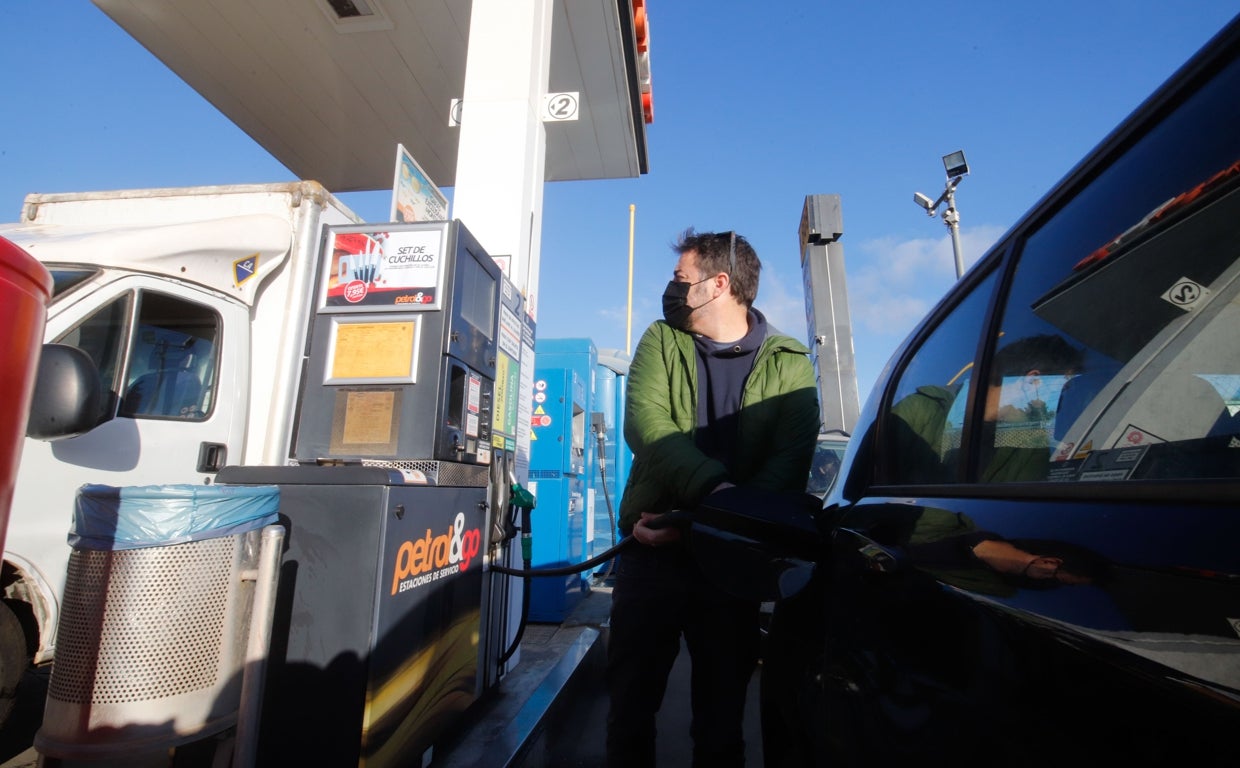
[320,225,446,312]
[459,248,496,341]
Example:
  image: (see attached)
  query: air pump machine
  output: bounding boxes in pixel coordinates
[218,220,521,767]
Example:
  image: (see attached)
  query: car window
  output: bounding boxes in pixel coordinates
[881,269,999,484]
[117,292,221,421]
[807,438,848,497]
[50,267,99,298]
[55,290,221,421]
[54,293,132,402]
[978,49,1240,483]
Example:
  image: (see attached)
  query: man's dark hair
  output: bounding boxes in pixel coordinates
[988,334,1084,386]
[674,229,761,307]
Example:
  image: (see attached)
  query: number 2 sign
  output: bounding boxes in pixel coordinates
[543,92,580,122]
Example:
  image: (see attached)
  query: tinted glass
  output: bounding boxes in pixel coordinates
[54,293,132,401]
[981,52,1240,483]
[50,268,98,298]
[882,269,999,484]
[807,438,848,496]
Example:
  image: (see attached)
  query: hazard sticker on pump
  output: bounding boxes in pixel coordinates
[468,376,481,413]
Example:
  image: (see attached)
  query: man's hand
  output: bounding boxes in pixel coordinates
[632,512,683,547]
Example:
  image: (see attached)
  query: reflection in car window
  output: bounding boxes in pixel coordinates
[981,50,1240,483]
[882,269,998,484]
[808,438,848,497]
[977,334,1087,482]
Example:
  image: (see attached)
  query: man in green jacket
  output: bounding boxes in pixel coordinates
[606,229,819,767]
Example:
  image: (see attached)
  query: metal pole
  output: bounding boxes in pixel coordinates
[626,204,636,355]
[234,524,286,768]
[943,185,964,280]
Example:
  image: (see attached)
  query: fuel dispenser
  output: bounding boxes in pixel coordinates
[527,366,587,621]
[478,267,533,690]
[294,221,498,464]
[218,220,519,766]
[527,338,597,621]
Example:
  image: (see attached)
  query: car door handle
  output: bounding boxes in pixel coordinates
[838,528,902,574]
[197,442,227,473]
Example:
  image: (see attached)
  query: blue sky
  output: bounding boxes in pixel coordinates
[3,2,1237,401]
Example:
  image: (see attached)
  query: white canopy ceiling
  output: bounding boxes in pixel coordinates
[93,0,650,191]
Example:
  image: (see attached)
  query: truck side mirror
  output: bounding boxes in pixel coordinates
[27,344,106,441]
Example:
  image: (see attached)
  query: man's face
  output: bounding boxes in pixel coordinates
[672,249,701,283]
[672,250,715,332]
[675,249,719,304]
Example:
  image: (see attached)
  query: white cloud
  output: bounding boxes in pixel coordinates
[849,224,1005,339]
[839,224,1005,396]
[755,269,806,338]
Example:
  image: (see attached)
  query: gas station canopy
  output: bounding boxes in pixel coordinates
[92,0,651,192]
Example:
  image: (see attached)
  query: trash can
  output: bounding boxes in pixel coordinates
[35,484,282,763]
[0,236,52,556]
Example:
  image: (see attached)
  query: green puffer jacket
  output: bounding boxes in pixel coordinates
[618,319,820,532]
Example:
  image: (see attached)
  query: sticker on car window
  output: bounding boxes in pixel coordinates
[1077,445,1150,481]
[1160,277,1210,311]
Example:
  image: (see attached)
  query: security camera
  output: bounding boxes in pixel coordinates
[913,192,935,211]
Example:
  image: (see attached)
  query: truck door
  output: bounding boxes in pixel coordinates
[7,273,247,661]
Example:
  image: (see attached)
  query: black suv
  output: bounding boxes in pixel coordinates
[697,12,1240,766]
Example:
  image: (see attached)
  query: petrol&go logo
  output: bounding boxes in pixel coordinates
[391,512,482,594]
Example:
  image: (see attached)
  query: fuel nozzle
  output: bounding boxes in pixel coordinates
[509,482,537,563]
[509,483,536,511]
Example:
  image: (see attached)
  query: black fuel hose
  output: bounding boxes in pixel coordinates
[489,536,634,577]
[493,509,689,670]
[488,510,690,577]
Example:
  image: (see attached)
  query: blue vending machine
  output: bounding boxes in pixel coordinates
[527,339,598,621]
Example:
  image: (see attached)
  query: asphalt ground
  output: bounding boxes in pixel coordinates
[0,665,47,768]
[0,583,765,767]
[507,583,764,767]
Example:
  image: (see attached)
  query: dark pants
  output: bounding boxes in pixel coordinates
[605,542,760,768]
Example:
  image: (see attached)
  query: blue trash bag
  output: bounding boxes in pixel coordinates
[69,484,280,551]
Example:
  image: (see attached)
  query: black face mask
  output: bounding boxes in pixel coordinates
[661,277,713,330]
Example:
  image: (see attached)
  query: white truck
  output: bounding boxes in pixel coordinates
[0,182,361,717]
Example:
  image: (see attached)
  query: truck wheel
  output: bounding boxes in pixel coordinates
[0,601,28,724]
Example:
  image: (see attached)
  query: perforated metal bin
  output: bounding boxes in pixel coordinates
[35,485,282,763]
